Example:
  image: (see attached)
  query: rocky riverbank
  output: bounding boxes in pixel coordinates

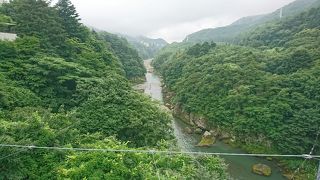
[161,87,301,179]
[163,87,235,145]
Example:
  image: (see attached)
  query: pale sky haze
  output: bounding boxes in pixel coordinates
[67,0,296,42]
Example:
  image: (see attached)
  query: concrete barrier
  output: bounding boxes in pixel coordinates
[0,32,17,41]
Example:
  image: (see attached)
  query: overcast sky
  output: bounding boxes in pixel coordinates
[68,0,296,43]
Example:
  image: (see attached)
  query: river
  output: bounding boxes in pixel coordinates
[140,59,285,180]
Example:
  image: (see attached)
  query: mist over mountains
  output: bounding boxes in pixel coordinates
[121,35,168,59]
[184,0,320,43]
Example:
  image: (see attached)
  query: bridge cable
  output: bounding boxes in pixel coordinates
[290,130,320,179]
[0,144,319,158]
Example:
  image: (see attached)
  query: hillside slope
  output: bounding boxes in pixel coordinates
[184,0,320,43]
[237,6,320,48]
[0,0,228,179]
[123,35,168,59]
[99,32,146,80]
[154,6,320,179]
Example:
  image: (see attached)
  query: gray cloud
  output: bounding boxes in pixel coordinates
[69,0,295,42]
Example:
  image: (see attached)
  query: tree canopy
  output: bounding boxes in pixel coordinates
[0,0,229,178]
[153,5,320,179]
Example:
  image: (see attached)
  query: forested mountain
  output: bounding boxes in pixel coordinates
[0,0,228,179]
[99,32,146,80]
[153,5,320,179]
[184,0,320,43]
[237,6,320,48]
[122,35,168,59]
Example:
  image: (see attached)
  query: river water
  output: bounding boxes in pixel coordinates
[140,59,285,180]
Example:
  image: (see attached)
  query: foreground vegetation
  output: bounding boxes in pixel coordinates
[0,0,228,178]
[153,5,320,179]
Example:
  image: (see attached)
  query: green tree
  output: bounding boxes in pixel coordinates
[2,0,67,55]
[55,0,88,41]
[100,32,146,79]
[0,0,230,179]
[0,40,16,59]
[15,36,41,58]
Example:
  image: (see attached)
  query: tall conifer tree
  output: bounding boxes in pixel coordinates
[55,0,87,41]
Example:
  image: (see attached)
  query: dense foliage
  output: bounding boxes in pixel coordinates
[152,42,194,71]
[0,13,13,24]
[57,138,227,179]
[153,5,320,179]
[100,32,146,80]
[0,11,15,32]
[0,108,227,179]
[0,0,228,178]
